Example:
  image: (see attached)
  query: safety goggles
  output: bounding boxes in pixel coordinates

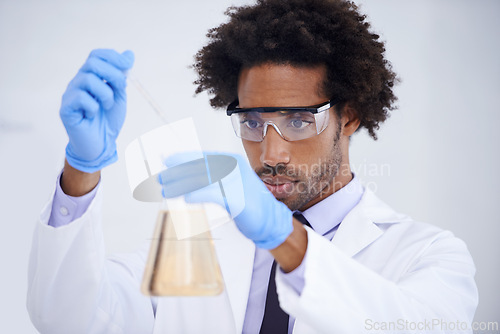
[226,98,340,142]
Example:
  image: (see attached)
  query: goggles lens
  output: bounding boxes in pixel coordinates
[226,99,339,142]
[230,109,330,142]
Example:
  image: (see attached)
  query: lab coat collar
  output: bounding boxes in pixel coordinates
[300,174,364,237]
[332,187,412,257]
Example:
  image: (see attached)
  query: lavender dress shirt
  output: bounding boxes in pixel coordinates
[48,172,99,228]
[48,171,364,334]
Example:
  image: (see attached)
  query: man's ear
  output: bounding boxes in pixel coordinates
[340,103,360,136]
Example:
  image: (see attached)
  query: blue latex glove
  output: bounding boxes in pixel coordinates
[60,49,134,173]
[158,152,293,249]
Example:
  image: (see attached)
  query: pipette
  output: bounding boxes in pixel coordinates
[128,73,170,124]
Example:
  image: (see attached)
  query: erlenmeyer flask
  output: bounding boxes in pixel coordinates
[141,199,224,296]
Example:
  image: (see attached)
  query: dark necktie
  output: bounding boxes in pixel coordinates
[259,213,310,334]
[293,212,311,228]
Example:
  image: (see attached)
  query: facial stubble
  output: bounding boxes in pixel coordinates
[257,124,343,211]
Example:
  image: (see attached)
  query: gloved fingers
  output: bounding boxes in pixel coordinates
[80,56,127,91]
[72,72,114,110]
[162,151,205,169]
[184,182,227,210]
[161,173,211,198]
[88,49,135,71]
[159,158,211,198]
[197,151,254,176]
[60,90,100,125]
[158,157,208,184]
[162,151,244,179]
[160,150,254,189]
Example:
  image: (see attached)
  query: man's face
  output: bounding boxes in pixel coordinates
[237,63,347,211]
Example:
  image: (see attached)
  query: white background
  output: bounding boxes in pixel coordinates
[0,0,498,332]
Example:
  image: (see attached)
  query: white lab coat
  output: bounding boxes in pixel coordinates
[27,185,478,334]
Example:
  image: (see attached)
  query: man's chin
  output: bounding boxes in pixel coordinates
[276,194,309,212]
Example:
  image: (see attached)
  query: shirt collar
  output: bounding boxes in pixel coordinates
[293,173,364,236]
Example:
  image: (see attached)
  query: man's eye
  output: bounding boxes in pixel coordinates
[242,119,261,129]
[289,119,312,129]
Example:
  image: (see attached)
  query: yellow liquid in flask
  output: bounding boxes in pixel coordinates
[141,208,224,296]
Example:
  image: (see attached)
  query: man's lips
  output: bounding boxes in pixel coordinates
[261,176,296,185]
[261,176,297,198]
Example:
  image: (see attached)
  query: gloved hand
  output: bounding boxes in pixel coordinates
[60,49,134,173]
[158,152,293,249]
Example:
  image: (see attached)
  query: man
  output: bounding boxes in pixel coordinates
[27,0,478,333]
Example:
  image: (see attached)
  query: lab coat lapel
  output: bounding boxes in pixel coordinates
[331,188,407,257]
[292,189,416,334]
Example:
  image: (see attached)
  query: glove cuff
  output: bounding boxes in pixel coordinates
[65,145,118,173]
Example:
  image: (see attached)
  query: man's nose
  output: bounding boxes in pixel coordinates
[260,124,291,167]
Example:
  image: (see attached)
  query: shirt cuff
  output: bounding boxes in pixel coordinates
[278,245,308,295]
[47,170,100,228]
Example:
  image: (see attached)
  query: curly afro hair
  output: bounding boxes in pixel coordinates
[193,0,398,139]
